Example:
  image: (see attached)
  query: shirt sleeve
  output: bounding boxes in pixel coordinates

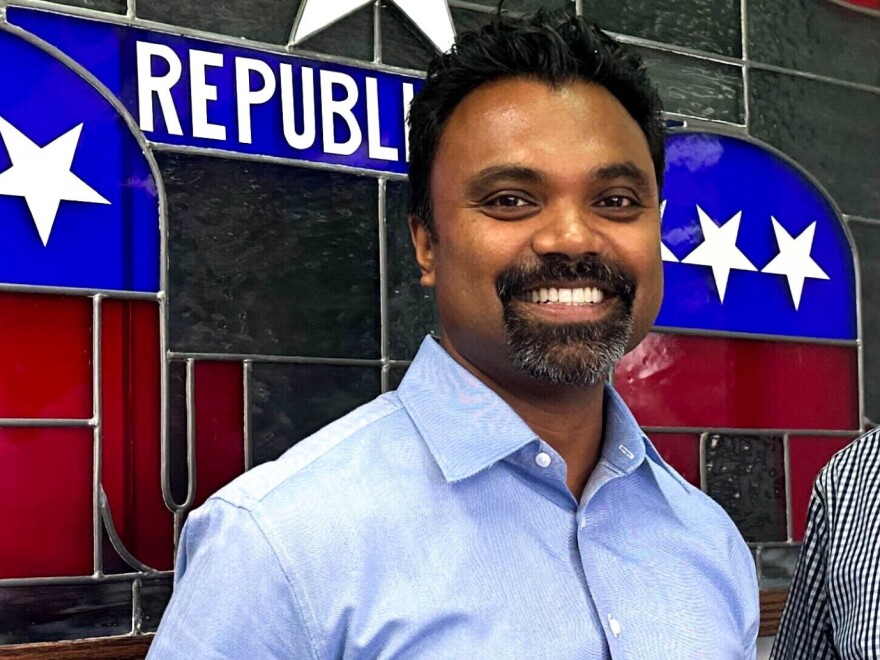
[771,478,837,659]
[146,498,321,660]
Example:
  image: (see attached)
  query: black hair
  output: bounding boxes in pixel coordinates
[407,11,665,235]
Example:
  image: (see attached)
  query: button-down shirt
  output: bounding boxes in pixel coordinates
[772,429,880,659]
[149,337,759,659]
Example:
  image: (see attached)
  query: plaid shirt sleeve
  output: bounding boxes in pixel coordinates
[771,477,839,660]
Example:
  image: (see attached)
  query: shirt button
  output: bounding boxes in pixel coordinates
[579,518,587,529]
[535,452,551,468]
[608,614,622,638]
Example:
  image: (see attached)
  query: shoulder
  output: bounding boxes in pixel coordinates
[814,428,880,501]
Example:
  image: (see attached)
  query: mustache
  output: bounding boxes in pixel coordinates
[496,254,637,306]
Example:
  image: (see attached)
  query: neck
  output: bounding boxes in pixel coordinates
[440,335,606,498]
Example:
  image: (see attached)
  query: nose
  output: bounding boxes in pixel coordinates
[531,202,604,259]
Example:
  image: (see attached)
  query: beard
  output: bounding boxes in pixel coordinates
[496,254,637,387]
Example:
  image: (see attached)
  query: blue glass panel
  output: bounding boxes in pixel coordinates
[0,27,159,292]
[658,132,857,340]
[9,7,423,177]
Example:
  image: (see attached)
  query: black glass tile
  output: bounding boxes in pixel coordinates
[760,545,801,590]
[582,0,741,57]
[295,5,374,62]
[250,363,381,466]
[140,576,173,633]
[458,0,573,11]
[704,434,787,542]
[633,46,744,124]
[385,363,410,392]
[386,181,440,360]
[42,0,126,13]
[749,70,880,219]
[381,3,436,71]
[748,0,880,88]
[167,360,188,506]
[159,153,381,359]
[0,580,132,644]
[137,0,298,44]
[849,220,880,425]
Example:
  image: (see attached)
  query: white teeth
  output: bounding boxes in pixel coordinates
[523,286,608,305]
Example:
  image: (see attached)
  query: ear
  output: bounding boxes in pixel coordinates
[408,215,436,288]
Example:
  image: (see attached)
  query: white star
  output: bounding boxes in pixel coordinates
[761,217,829,310]
[659,200,678,262]
[0,117,110,247]
[681,205,756,302]
[292,0,456,53]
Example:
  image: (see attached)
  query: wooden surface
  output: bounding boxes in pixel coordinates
[0,635,152,659]
[760,589,789,637]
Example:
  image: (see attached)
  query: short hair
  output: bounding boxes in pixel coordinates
[407,11,666,235]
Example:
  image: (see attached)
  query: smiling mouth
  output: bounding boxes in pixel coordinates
[517,286,609,305]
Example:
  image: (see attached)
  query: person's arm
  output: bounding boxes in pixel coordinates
[147,498,321,659]
[771,478,837,659]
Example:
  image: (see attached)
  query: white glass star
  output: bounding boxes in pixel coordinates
[292,0,456,53]
[659,200,678,263]
[761,217,829,310]
[681,205,756,302]
[0,116,110,247]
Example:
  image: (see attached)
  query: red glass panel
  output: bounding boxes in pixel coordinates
[101,300,172,571]
[194,362,245,507]
[0,293,91,419]
[615,333,858,431]
[647,434,700,488]
[0,428,92,578]
[788,435,855,540]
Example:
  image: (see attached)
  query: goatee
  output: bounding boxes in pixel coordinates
[496,255,637,387]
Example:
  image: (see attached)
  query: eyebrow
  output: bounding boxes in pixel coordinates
[594,161,651,188]
[464,165,547,198]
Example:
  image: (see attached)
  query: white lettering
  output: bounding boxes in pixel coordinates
[402,82,415,162]
[189,50,226,140]
[320,71,362,156]
[280,64,316,150]
[136,42,183,135]
[365,77,399,161]
[235,57,277,144]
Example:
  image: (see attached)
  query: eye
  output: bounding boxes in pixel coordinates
[596,195,638,208]
[486,195,532,208]
[480,193,539,220]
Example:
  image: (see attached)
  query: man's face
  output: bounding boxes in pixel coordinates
[410,77,663,389]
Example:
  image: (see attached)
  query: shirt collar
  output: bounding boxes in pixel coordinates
[398,336,688,493]
[397,337,538,482]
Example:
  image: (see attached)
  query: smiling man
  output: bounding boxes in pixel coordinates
[150,13,758,659]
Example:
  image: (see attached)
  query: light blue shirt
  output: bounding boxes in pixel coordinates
[149,337,759,659]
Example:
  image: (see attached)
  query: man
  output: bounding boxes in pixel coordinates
[772,428,880,658]
[149,12,758,658]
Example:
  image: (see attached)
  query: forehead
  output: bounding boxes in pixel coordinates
[432,77,654,185]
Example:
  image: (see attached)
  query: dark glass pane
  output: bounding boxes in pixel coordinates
[385,363,410,392]
[704,434,787,542]
[582,0,742,57]
[850,220,880,425]
[616,333,859,430]
[0,580,132,644]
[101,525,131,575]
[460,0,573,10]
[167,360,188,506]
[633,46,744,123]
[250,363,381,465]
[137,0,298,44]
[141,576,173,633]
[748,0,880,87]
[160,153,381,358]
[295,5,374,62]
[749,70,880,219]
[386,181,440,360]
[42,0,126,14]
[381,3,436,70]
[760,545,801,590]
